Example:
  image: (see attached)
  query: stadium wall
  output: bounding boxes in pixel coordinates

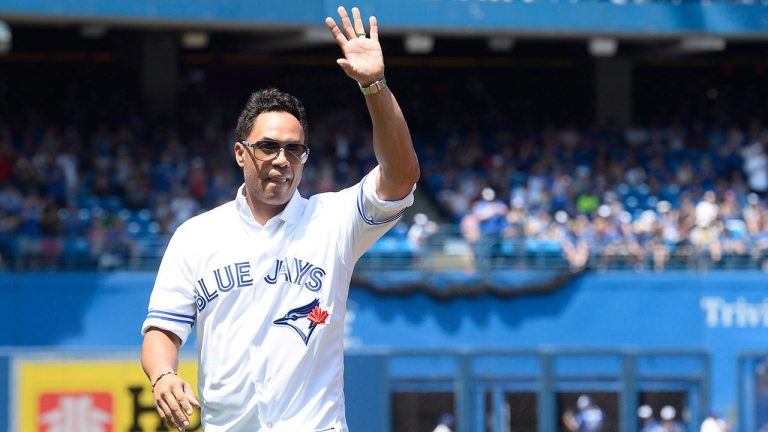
[0,271,766,431]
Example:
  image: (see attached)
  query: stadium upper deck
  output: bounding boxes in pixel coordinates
[2,0,768,38]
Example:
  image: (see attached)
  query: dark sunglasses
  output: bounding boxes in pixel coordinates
[241,139,310,164]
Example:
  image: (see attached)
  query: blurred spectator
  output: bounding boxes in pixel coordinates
[407,212,438,266]
[691,191,723,268]
[187,157,208,202]
[637,404,661,432]
[564,394,604,432]
[473,188,509,234]
[700,411,729,432]
[603,210,646,270]
[87,212,138,270]
[470,187,510,266]
[432,413,454,432]
[460,213,481,271]
[743,140,767,193]
[659,405,686,432]
[169,185,199,232]
[562,213,590,271]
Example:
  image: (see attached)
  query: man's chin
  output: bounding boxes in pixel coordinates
[251,182,296,205]
[259,190,293,207]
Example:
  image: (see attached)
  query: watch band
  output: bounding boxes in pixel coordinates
[359,77,387,95]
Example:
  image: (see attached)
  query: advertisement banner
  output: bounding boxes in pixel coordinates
[15,357,199,431]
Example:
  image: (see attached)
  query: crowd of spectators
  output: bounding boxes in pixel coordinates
[421,120,768,271]
[7,10,768,273]
[2,105,768,271]
[0,108,380,269]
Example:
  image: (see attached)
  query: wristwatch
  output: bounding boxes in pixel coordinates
[359,77,387,95]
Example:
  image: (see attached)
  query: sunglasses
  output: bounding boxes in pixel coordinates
[240,139,310,164]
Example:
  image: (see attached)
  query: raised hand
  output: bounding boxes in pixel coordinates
[325,6,385,86]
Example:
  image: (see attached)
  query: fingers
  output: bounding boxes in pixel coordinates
[172,386,195,420]
[165,388,191,430]
[153,377,197,431]
[369,16,379,42]
[337,6,357,40]
[351,7,366,37]
[161,397,188,431]
[325,17,348,48]
[156,398,180,431]
[326,7,377,55]
[155,398,169,425]
[184,382,201,408]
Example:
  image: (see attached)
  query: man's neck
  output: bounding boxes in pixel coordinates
[245,193,286,226]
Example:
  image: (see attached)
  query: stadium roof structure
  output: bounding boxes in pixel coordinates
[2,0,768,40]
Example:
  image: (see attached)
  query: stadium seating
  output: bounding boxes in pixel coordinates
[2,109,766,272]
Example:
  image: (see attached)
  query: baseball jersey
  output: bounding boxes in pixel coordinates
[141,165,414,432]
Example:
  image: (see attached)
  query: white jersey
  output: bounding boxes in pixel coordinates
[141,166,414,431]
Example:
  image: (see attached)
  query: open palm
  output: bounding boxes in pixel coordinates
[325,7,385,86]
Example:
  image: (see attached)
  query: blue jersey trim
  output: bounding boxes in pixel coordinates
[148,309,195,319]
[356,174,406,226]
[146,314,194,326]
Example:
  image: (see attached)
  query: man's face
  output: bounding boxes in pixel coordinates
[235,111,305,212]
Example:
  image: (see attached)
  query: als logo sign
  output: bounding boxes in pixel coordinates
[17,359,200,431]
[39,392,113,432]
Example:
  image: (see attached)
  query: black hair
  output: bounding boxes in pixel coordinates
[234,88,308,143]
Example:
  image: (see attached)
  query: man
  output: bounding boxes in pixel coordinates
[564,394,604,432]
[659,405,686,432]
[432,413,455,432]
[637,404,661,432]
[700,411,729,432]
[140,6,419,431]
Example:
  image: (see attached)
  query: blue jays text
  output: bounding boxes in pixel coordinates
[194,257,327,312]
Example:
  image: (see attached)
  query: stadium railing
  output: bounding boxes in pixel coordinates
[2,224,764,272]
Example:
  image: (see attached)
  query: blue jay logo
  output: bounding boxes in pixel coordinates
[273,299,329,345]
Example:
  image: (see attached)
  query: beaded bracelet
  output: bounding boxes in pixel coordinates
[151,371,177,390]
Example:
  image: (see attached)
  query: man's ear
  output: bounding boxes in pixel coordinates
[234,143,245,167]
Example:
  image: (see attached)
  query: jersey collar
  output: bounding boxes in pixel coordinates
[235,184,304,228]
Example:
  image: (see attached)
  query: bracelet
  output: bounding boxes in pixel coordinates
[359,77,387,95]
[151,371,177,389]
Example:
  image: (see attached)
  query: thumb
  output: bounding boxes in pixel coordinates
[336,58,353,75]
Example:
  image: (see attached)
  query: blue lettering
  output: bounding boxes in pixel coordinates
[264,260,281,284]
[198,278,218,302]
[262,257,327,292]
[194,287,207,312]
[234,261,253,287]
[294,259,313,285]
[305,267,326,292]
[276,258,293,283]
[214,265,235,292]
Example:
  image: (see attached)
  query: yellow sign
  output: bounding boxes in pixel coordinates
[16,357,199,431]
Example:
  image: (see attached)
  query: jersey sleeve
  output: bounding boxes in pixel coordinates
[337,165,416,266]
[141,223,197,346]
